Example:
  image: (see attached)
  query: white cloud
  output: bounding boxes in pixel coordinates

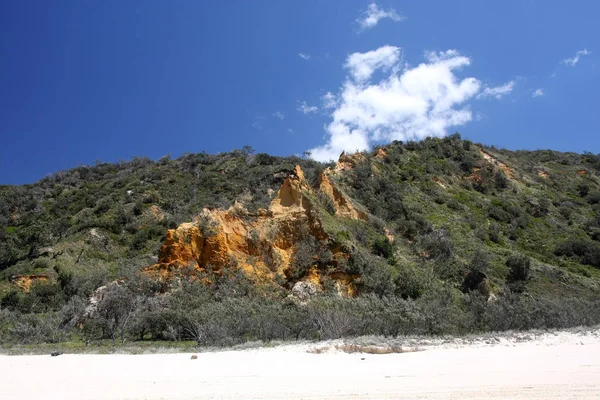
[288,128,294,134]
[357,3,404,31]
[345,45,401,82]
[563,49,590,67]
[532,88,544,98]
[308,47,483,161]
[321,92,338,109]
[477,80,515,100]
[273,111,285,120]
[298,101,318,114]
[298,53,311,60]
[252,114,267,130]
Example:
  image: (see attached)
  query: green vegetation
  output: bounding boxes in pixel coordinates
[1,136,600,349]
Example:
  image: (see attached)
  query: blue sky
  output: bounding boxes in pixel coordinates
[1,1,598,184]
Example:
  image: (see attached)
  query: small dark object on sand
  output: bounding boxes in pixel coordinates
[190,355,198,360]
[51,352,63,357]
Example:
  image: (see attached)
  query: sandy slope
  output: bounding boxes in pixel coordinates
[1,330,599,400]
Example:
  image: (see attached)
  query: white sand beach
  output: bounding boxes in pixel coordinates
[1,329,599,400]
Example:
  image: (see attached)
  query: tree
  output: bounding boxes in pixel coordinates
[506,254,531,293]
[242,145,255,156]
[94,283,141,344]
[19,220,52,258]
[461,250,489,294]
[372,236,394,260]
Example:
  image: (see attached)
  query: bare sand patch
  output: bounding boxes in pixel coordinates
[1,328,599,399]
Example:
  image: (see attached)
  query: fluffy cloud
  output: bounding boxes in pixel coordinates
[273,111,285,120]
[308,47,482,161]
[563,49,590,67]
[298,53,311,60]
[298,101,318,114]
[345,45,401,82]
[321,92,337,109]
[357,3,404,31]
[478,80,515,99]
[532,88,544,98]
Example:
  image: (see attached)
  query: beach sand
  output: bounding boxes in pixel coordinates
[1,329,599,399]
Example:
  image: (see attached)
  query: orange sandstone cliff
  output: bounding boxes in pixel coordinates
[144,164,368,295]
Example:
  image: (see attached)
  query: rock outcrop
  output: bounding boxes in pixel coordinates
[291,281,318,301]
[10,274,48,292]
[144,165,362,295]
[334,151,366,174]
[374,148,387,160]
[318,172,367,221]
[480,150,516,180]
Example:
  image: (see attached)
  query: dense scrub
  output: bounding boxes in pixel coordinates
[2,136,600,347]
[1,269,598,346]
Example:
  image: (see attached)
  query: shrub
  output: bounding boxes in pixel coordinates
[131,230,149,250]
[290,234,328,279]
[394,265,424,300]
[506,254,531,282]
[418,229,453,261]
[494,170,509,189]
[488,204,511,223]
[26,280,66,312]
[588,192,600,205]
[526,197,550,217]
[415,285,463,335]
[7,312,65,344]
[92,283,142,344]
[461,250,489,294]
[360,260,394,297]
[0,290,21,311]
[488,222,501,243]
[577,183,590,197]
[555,239,600,268]
[371,236,394,259]
[132,200,143,216]
[317,192,336,215]
[306,297,358,339]
[196,214,218,237]
[506,254,531,293]
[482,294,600,332]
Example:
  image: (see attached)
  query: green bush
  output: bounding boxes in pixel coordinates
[506,254,530,283]
[394,265,424,300]
[418,229,453,261]
[461,250,490,294]
[555,239,600,268]
[371,236,394,259]
[588,192,600,205]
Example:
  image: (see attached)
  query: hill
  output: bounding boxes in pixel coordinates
[1,134,600,346]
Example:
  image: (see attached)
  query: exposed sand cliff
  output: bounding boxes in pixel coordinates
[144,163,368,294]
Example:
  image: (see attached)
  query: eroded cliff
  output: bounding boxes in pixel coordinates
[144,163,365,295]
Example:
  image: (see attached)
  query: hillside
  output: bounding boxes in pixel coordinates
[1,134,600,346]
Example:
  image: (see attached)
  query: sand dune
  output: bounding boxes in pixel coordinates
[1,329,599,399]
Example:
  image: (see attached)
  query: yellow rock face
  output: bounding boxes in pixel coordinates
[144,165,361,295]
[480,150,516,180]
[318,172,367,221]
[375,148,387,160]
[334,151,366,174]
[11,274,48,292]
